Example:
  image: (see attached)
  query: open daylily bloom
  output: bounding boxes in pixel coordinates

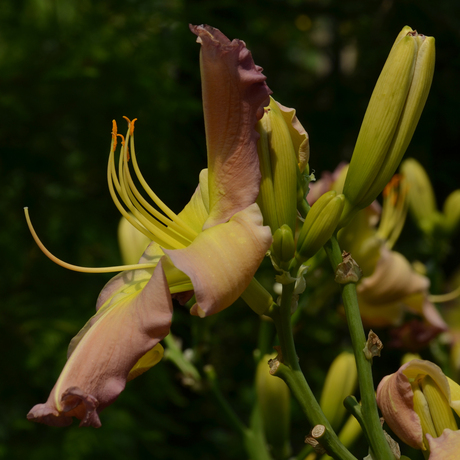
[376,359,460,457]
[26,24,272,427]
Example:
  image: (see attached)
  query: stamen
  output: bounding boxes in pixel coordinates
[107,130,187,249]
[127,129,198,240]
[429,285,460,303]
[24,208,157,273]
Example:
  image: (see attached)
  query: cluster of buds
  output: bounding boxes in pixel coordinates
[257,98,345,275]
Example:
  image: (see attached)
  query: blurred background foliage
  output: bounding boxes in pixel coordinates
[1,0,460,459]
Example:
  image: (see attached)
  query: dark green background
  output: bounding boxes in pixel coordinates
[1,0,459,458]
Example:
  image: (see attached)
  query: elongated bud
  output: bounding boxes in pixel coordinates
[272,225,295,270]
[341,27,435,227]
[320,351,358,431]
[256,354,291,458]
[256,97,309,233]
[400,158,440,234]
[296,191,345,263]
[443,189,460,235]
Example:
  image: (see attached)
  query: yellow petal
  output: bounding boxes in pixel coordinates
[164,203,272,317]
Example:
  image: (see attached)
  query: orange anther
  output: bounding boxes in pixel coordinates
[118,133,125,146]
[130,118,137,135]
[122,116,138,135]
[111,120,118,150]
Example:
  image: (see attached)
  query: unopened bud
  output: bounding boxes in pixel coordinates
[272,225,295,270]
[296,191,345,263]
[341,27,435,226]
[400,158,439,235]
[257,97,309,233]
[320,351,358,431]
[256,354,291,458]
[443,189,460,235]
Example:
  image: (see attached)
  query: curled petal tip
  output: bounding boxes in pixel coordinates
[191,24,272,227]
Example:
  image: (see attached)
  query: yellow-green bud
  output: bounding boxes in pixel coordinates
[256,355,291,458]
[296,191,345,263]
[341,26,435,227]
[400,158,438,234]
[320,351,358,431]
[443,189,460,235]
[257,97,309,233]
[272,224,295,270]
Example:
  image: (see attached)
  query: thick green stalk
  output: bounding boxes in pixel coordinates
[269,282,357,460]
[324,235,394,460]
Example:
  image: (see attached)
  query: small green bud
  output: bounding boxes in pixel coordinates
[341,27,435,226]
[296,191,345,263]
[257,97,309,233]
[443,189,460,235]
[272,225,295,270]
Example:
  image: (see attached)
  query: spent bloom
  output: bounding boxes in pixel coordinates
[377,359,460,458]
[25,24,272,427]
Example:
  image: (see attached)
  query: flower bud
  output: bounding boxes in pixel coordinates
[443,189,460,235]
[296,191,345,263]
[400,158,440,235]
[272,224,295,270]
[341,27,435,227]
[320,351,357,431]
[256,97,309,233]
[256,354,291,458]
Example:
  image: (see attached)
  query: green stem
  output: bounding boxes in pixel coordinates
[324,235,394,460]
[164,334,201,383]
[269,282,357,460]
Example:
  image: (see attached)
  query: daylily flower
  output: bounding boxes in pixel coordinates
[26,24,272,427]
[376,359,460,458]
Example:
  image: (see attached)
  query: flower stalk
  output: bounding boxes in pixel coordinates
[324,234,395,460]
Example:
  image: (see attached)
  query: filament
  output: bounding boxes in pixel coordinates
[24,208,156,273]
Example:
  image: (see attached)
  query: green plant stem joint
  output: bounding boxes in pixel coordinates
[325,236,396,460]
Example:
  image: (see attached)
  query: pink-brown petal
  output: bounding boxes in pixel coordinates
[27,261,173,427]
[164,203,272,317]
[427,429,460,459]
[376,370,424,449]
[190,24,272,229]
